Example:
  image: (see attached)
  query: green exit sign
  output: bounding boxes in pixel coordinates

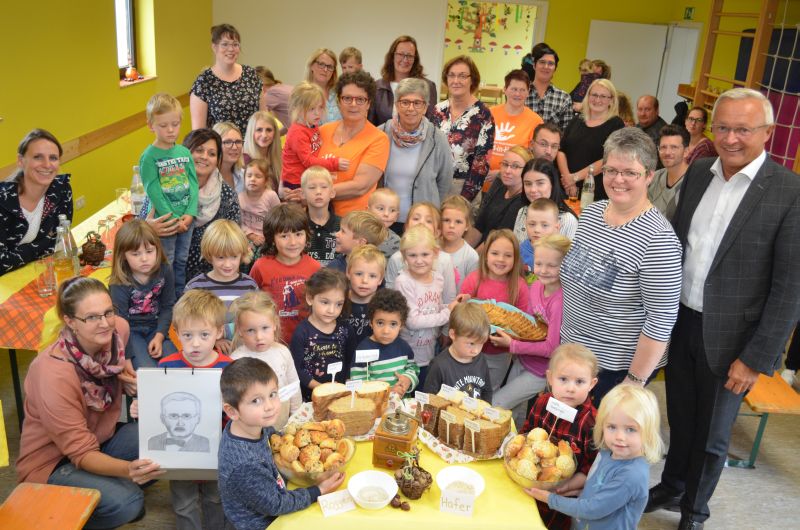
[684,7,695,20]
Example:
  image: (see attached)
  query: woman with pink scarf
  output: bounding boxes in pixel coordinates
[378,77,453,234]
[16,278,163,528]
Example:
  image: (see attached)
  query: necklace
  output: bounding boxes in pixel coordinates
[335,123,362,147]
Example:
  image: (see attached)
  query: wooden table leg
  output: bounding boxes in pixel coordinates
[9,349,24,430]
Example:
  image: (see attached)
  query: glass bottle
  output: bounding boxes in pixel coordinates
[131,165,145,216]
[580,165,595,209]
[53,226,76,285]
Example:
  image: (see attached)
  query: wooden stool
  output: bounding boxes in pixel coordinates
[0,483,100,530]
[727,371,800,468]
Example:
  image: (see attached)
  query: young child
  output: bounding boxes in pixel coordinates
[230,291,302,430]
[250,203,322,345]
[521,198,561,276]
[440,195,479,291]
[367,188,401,258]
[491,234,572,428]
[339,47,364,74]
[423,303,492,400]
[186,219,258,355]
[302,166,340,266]
[350,288,419,396]
[344,244,386,345]
[329,210,387,272]
[526,384,663,530]
[460,228,530,392]
[281,82,349,194]
[385,202,456,306]
[218,357,344,529]
[243,110,283,181]
[239,159,280,252]
[139,93,198,294]
[109,219,177,369]
[158,289,233,529]
[518,343,600,530]
[395,225,456,382]
[570,58,601,109]
[290,268,356,401]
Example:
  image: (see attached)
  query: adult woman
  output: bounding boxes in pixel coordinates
[144,129,240,281]
[378,78,453,225]
[513,158,578,241]
[369,35,438,126]
[305,48,341,125]
[560,128,682,403]
[242,110,283,185]
[1,129,72,274]
[432,55,495,202]
[317,71,390,215]
[190,24,263,133]
[256,66,293,131]
[466,145,531,247]
[16,277,162,528]
[487,69,543,186]
[213,121,245,193]
[683,106,717,165]
[524,43,574,131]
[557,79,625,201]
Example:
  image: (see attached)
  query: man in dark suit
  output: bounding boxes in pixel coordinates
[646,88,800,529]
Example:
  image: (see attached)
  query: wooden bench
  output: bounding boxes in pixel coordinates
[726,371,800,468]
[0,483,100,529]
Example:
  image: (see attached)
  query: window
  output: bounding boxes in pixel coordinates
[115,0,136,78]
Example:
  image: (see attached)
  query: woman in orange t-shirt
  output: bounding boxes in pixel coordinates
[318,71,390,216]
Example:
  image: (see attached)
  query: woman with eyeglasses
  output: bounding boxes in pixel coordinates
[17,277,163,528]
[318,71,390,215]
[0,129,72,274]
[213,121,245,193]
[557,78,625,201]
[190,24,263,133]
[378,77,453,228]
[560,127,682,405]
[305,48,342,125]
[143,129,241,281]
[369,35,438,126]
[466,145,532,248]
[683,106,717,166]
[432,55,495,203]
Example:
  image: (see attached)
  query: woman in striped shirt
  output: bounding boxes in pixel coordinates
[560,128,682,404]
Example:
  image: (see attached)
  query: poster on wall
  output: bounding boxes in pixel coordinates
[138,368,223,480]
[443,1,536,85]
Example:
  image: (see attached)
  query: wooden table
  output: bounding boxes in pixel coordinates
[271,440,545,530]
[0,483,100,530]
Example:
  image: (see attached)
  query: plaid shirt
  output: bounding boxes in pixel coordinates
[524,83,574,132]
[431,99,495,202]
[522,392,598,530]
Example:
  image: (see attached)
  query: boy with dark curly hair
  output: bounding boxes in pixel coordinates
[348,288,419,395]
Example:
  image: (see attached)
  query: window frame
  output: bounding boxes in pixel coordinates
[116,0,137,79]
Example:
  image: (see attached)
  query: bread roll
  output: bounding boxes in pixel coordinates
[280,444,300,462]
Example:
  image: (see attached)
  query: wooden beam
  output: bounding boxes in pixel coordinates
[745,0,779,87]
[694,0,724,108]
[1,93,189,180]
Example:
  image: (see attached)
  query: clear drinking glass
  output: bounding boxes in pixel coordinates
[34,254,56,297]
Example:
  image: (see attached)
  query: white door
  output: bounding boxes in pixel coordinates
[657,25,701,121]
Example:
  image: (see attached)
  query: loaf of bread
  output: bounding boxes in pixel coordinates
[417,393,452,434]
[327,397,376,436]
[462,419,507,457]
[437,406,476,449]
[311,383,350,420]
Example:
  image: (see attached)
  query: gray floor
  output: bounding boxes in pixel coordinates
[2,350,798,529]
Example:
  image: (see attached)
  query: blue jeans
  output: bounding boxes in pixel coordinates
[161,226,193,297]
[48,422,145,529]
[128,321,177,370]
[592,367,660,407]
[170,480,228,530]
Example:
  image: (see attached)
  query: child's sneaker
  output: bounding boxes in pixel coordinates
[780,368,796,386]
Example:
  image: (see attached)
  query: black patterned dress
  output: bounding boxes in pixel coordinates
[190,65,262,133]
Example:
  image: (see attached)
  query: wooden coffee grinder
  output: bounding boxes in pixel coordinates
[372,410,419,469]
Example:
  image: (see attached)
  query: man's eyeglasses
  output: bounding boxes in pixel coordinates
[166,413,198,421]
[72,309,116,324]
[533,140,560,151]
[711,124,768,138]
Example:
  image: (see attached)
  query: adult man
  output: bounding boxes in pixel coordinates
[529,122,561,162]
[647,124,689,221]
[646,88,800,529]
[148,392,210,452]
[524,43,573,132]
[636,95,667,143]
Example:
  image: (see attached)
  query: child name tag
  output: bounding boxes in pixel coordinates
[546,397,578,423]
[415,391,429,405]
[462,396,479,411]
[355,349,380,363]
[483,407,500,421]
[318,489,356,517]
[440,490,475,517]
[278,381,300,402]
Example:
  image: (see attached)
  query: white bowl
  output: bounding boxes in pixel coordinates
[436,466,485,497]
[347,470,398,510]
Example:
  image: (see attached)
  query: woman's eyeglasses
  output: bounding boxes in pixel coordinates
[314,61,335,72]
[72,309,116,324]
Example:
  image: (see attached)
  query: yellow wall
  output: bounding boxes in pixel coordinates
[0,0,212,224]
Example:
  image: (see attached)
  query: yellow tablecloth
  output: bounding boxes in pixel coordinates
[271,440,545,530]
[0,199,124,350]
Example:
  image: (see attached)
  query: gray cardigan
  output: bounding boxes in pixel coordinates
[378,118,454,209]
